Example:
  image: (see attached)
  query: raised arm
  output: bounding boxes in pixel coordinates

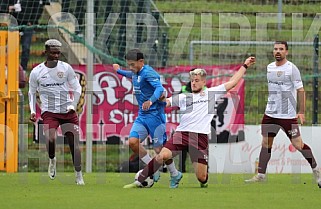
[224,57,255,91]
[113,64,133,78]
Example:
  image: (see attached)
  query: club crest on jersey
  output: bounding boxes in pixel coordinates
[57,72,64,78]
[277,71,283,77]
[137,76,141,83]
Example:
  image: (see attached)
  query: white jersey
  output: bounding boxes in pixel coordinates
[28,61,81,114]
[169,84,226,134]
[265,61,303,119]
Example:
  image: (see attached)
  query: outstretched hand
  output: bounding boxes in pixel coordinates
[112,64,120,72]
[244,56,256,67]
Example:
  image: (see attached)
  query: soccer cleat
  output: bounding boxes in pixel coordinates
[313,168,321,181]
[313,168,321,184]
[244,174,266,183]
[75,171,85,185]
[48,157,56,180]
[169,171,183,188]
[123,182,141,189]
[153,170,161,182]
[200,182,208,188]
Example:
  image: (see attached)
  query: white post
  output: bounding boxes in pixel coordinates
[85,0,94,173]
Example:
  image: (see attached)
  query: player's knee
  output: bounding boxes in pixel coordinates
[155,152,170,163]
[261,140,270,148]
[292,141,302,150]
[155,154,164,163]
[128,137,139,148]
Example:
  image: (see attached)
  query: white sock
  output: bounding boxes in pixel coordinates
[166,161,178,176]
[258,173,265,178]
[141,154,152,164]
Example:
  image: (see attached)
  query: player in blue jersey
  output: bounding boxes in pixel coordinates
[113,48,180,188]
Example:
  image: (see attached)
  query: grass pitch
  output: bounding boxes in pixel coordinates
[0,172,320,209]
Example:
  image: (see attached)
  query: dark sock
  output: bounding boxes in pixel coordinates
[48,140,55,159]
[298,144,317,169]
[258,147,272,174]
[138,158,162,183]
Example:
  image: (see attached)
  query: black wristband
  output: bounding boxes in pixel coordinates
[242,63,248,69]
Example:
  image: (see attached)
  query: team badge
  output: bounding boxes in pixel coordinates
[277,71,283,77]
[57,72,64,78]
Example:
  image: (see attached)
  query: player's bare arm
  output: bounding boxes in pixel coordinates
[224,56,255,91]
[297,87,306,124]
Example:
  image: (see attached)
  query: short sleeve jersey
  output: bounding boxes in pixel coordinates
[169,84,226,134]
[265,61,303,119]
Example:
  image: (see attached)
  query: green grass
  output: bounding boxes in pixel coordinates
[0,172,320,209]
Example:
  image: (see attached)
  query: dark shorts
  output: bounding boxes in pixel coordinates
[164,131,209,165]
[261,114,301,139]
[41,111,79,134]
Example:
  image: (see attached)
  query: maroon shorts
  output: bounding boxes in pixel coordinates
[41,111,79,134]
[261,114,300,139]
[164,131,209,165]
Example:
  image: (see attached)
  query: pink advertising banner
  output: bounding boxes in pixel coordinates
[67,64,244,143]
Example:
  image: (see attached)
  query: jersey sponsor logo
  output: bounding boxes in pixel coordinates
[57,72,64,78]
[40,82,65,87]
[268,80,284,85]
[186,99,209,107]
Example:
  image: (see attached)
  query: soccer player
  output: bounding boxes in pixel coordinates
[245,41,321,186]
[113,48,180,188]
[123,56,256,188]
[28,39,84,185]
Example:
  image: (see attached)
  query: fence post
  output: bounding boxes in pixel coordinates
[313,34,319,124]
[0,31,6,170]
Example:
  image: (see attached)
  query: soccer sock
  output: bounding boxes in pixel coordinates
[47,140,55,159]
[138,158,162,183]
[298,144,317,169]
[258,147,272,174]
[166,159,179,176]
[141,154,152,164]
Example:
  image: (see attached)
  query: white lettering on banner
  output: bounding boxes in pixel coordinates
[109,109,136,126]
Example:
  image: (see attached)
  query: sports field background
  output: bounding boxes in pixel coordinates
[2,1,321,208]
[17,0,321,173]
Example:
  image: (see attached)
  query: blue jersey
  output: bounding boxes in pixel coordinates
[117,65,165,116]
